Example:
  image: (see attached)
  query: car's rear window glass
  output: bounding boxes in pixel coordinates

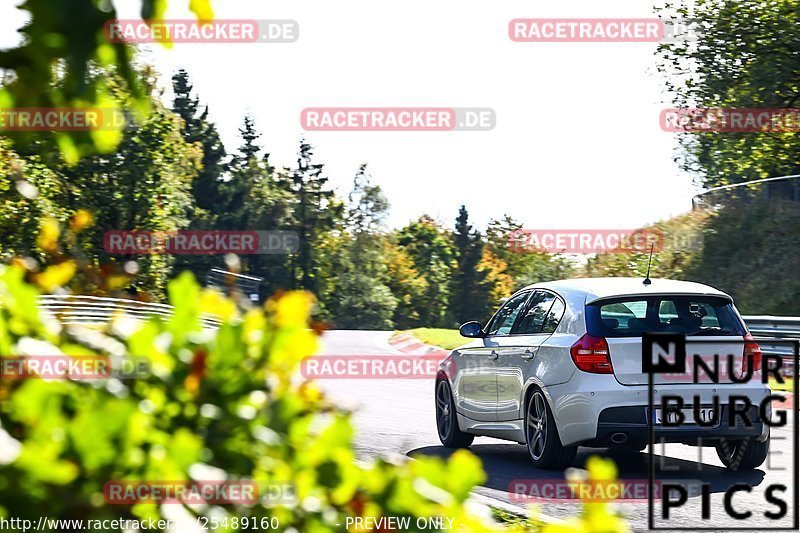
[586,295,745,337]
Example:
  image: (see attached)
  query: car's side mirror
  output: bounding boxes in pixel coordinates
[459,321,485,338]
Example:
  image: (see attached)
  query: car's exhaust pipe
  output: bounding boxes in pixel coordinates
[610,432,628,444]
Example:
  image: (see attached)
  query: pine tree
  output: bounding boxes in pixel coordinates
[221,114,270,229]
[278,139,341,291]
[170,70,230,282]
[226,115,292,294]
[348,163,389,236]
[171,69,227,215]
[237,114,263,162]
[451,205,491,323]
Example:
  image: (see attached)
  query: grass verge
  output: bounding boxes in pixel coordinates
[769,377,794,392]
[403,327,464,350]
[490,507,540,530]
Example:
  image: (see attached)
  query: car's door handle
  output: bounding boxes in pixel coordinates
[520,348,537,360]
[488,350,499,361]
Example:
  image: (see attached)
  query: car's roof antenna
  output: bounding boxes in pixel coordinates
[643,243,654,286]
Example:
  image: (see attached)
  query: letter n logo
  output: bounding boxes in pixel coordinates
[643,333,686,374]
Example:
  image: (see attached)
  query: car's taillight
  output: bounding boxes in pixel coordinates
[744,333,762,372]
[570,334,613,374]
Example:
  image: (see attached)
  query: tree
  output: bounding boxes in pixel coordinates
[324,164,397,329]
[485,215,574,291]
[171,69,227,216]
[237,114,263,162]
[278,139,342,292]
[0,65,203,298]
[656,0,800,187]
[384,239,429,329]
[0,139,71,260]
[581,211,708,282]
[68,101,202,296]
[486,215,525,277]
[477,248,514,309]
[325,268,397,329]
[450,206,491,323]
[687,199,800,314]
[223,115,293,294]
[219,114,268,230]
[395,215,456,327]
[348,163,390,234]
[170,69,229,281]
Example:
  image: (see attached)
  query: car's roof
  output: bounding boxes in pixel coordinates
[520,277,732,303]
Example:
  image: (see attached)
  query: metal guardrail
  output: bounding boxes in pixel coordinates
[743,315,799,376]
[206,268,263,303]
[692,174,800,209]
[38,295,222,329]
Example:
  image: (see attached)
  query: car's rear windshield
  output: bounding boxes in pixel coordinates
[585,295,746,338]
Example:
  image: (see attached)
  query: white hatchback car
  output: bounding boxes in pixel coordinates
[435,277,772,470]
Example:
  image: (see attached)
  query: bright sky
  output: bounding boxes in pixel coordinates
[1,0,698,231]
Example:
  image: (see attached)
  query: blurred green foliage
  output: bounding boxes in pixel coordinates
[0,0,212,163]
[541,457,628,533]
[0,264,514,531]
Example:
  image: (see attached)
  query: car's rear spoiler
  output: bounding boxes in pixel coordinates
[586,291,734,305]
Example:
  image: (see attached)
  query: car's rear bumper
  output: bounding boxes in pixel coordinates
[586,404,763,447]
[543,377,771,446]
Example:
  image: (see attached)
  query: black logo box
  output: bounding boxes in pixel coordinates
[643,335,799,531]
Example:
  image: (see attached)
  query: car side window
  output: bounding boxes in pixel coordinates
[515,291,556,334]
[541,297,565,334]
[485,291,531,336]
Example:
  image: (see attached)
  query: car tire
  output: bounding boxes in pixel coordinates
[435,379,474,448]
[715,434,769,470]
[526,388,577,469]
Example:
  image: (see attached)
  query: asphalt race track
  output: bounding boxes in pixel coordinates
[315,330,797,532]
